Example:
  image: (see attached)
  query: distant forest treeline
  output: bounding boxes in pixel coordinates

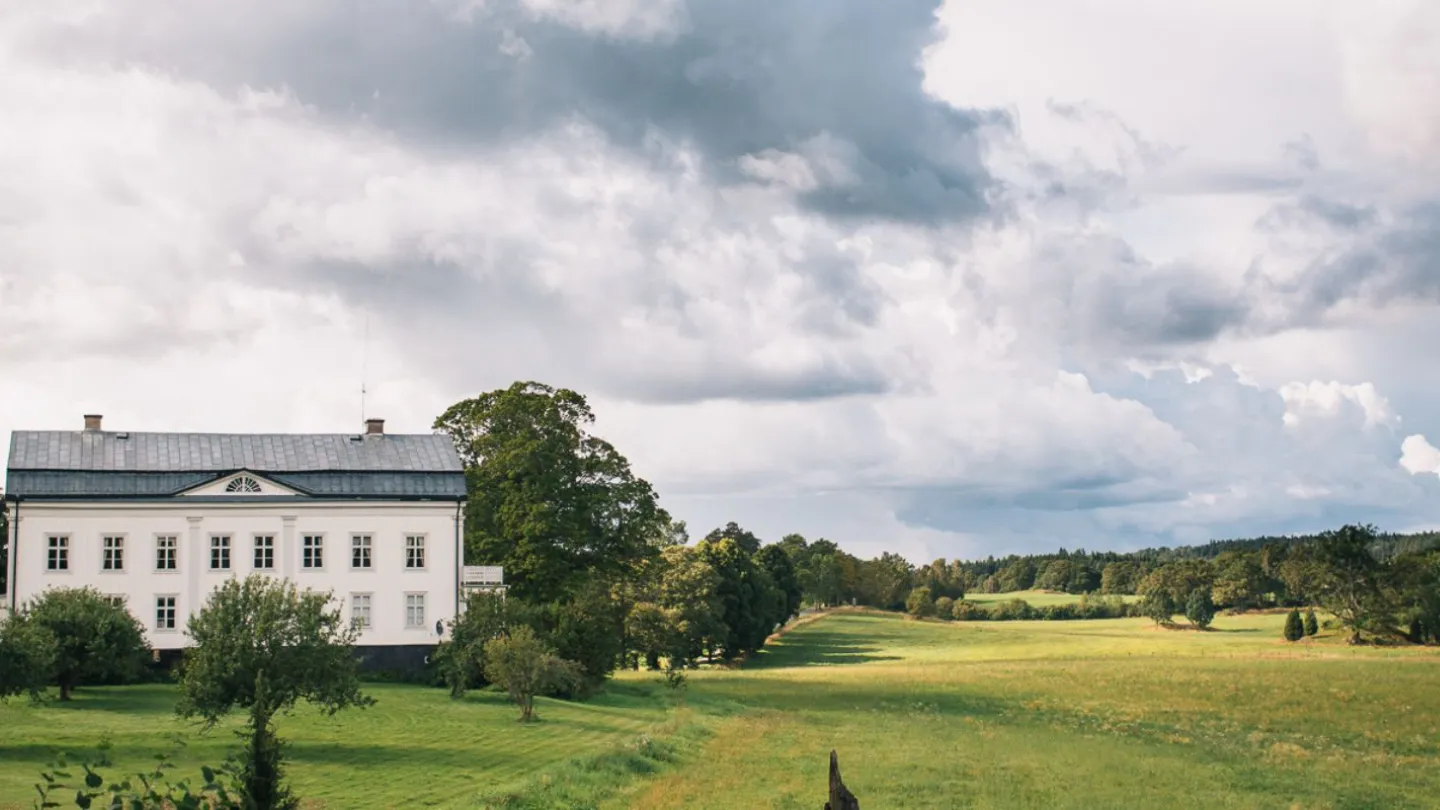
[782,527,1440,610]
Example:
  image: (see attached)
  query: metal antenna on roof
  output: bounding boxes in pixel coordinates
[360,312,370,424]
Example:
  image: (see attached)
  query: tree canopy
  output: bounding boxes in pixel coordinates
[21,587,148,700]
[434,381,668,604]
[0,611,54,701]
[179,576,372,809]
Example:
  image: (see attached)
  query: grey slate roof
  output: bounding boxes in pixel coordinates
[5,431,467,501]
[8,431,463,473]
[5,470,468,499]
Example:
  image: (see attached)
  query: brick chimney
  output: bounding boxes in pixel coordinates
[83,414,103,431]
[364,418,385,436]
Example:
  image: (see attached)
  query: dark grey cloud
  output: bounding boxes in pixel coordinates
[607,357,892,404]
[1029,234,1252,349]
[1281,200,1440,316]
[41,0,1003,226]
[1258,193,1377,233]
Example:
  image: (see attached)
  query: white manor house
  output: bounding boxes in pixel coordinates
[3,415,502,670]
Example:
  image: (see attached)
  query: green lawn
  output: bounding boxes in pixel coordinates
[963,589,1139,607]
[0,680,674,809]
[4,611,1438,809]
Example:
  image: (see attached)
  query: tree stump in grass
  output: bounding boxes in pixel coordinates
[825,750,859,810]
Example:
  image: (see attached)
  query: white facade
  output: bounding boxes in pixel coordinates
[4,419,472,654]
[7,488,462,649]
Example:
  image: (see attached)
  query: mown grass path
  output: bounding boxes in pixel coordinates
[615,611,1440,809]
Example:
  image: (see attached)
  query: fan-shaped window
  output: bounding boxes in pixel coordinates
[225,476,263,493]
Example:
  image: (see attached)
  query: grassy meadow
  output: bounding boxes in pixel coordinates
[3,610,1439,808]
[962,589,1139,607]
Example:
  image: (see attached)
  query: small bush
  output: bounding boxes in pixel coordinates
[952,601,991,621]
[906,587,936,618]
[1303,609,1319,637]
[483,626,583,722]
[1283,609,1304,642]
[934,596,956,620]
[992,599,1034,621]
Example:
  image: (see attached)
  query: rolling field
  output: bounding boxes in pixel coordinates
[3,611,1439,808]
[962,589,1139,607]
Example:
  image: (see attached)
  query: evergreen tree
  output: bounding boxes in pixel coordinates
[1184,587,1216,629]
[1303,608,1319,637]
[1283,609,1304,642]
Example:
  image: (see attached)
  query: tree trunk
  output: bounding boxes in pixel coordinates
[824,750,859,810]
[58,679,73,701]
[240,708,295,810]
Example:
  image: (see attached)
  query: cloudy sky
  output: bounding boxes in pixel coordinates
[3,0,1440,562]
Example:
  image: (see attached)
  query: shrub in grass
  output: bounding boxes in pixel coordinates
[1304,609,1319,637]
[906,587,936,618]
[934,596,956,620]
[1038,603,1078,621]
[483,626,584,722]
[992,599,1034,621]
[1283,609,1304,642]
[952,601,991,621]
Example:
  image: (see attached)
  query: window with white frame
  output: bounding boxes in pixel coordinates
[210,535,231,570]
[225,476,262,493]
[155,535,178,571]
[47,536,69,571]
[405,593,426,628]
[302,535,324,569]
[350,593,372,629]
[102,535,125,571]
[253,535,275,570]
[405,535,426,569]
[155,595,177,630]
[351,535,372,570]
[105,595,127,609]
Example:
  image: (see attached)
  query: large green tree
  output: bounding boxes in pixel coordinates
[705,522,763,555]
[756,543,803,625]
[1100,561,1141,595]
[179,576,372,809]
[1308,524,1393,644]
[1138,559,1215,612]
[0,611,54,701]
[656,545,726,665]
[1210,551,1269,610]
[23,587,148,700]
[1393,551,1440,644]
[434,382,667,604]
[794,538,845,608]
[696,537,776,659]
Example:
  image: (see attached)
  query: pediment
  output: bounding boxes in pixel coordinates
[177,471,306,497]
